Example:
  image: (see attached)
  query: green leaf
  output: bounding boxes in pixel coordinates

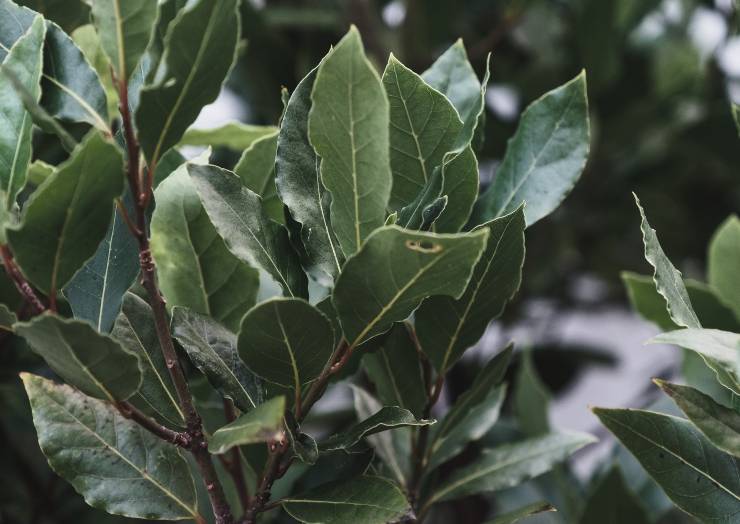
[416,207,525,373]
[15,314,141,402]
[233,130,282,224]
[427,345,512,470]
[91,0,157,81]
[189,163,308,299]
[472,72,589,227]
[289,428,319,465]
[650,328,740,373]
[708,215,740,319]
[112,293,184,427]
[136,0,240,166]
[71,24,119,121]
[308,26,391,256]
[578,466,650,524]
[238,298,334,391]
[320,406,433,452]
[180,122,278,151]
[151,161,259,331]
[21,373,199,520]
[733,104,740,136]
[0,15,44,209]
[435,145,479,233]
[382,54,463,210]
[208,396,285,454]
[281,476,410,524]
[515,348,551,437]
[362,323,427,417]
[397,166,445,231]
[276,62,343,286]
[8,132,124,295]
[485,502,556,524]
[171,307,262,412]
[334,226,489,348]
[655,380,740,458]
[424,431,595,506]
[15,0,89,33]
[594,407,740,522]
[0,303,16,330]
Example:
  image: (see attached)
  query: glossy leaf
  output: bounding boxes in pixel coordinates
[15,314,141,402]
[233,130,282,223]
[650,328,740,372]
[136,0,240,166]
[151,161,259,331]
[281,476,410,524]
[594,407,740,522]
[435,145,479,232]
[708,215,740,318]
[189,163,308,299]
[180,122,278,151]
[238,298,334,390]
[208,396,285,454]
[21,373,198,520]
[485,502,556,524]
[578,466,650,524]
[7,132,124,295]
[472,72,589,227]
[172,307,262,412]
[308,26,391,255]
[276,63,343,285]
[416,207,525,373]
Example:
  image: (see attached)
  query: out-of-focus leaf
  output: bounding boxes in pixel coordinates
[180,122,278,151]
[578,466,650,524]
[16,0,89,33]
[208,396,285,454]
[515,348,551,437]
[485,502,556,524]
[708,215,740,318]
[71,24,119,121]
[234,130,282,223]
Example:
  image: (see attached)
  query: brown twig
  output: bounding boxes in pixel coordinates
[409,372,444,508]
[115,401,191,447]
[222,399,251,514]
[0,244,46,314]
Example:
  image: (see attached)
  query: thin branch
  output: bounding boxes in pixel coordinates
[222,399,251,514]
[0,244,46,314]
[115,401,191,447]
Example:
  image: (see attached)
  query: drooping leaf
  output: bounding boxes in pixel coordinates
[427,345,512,470]
[578,466,650,524]
[594,407,740,522]
[382,54,463,210]
[485,502,556,524]
[472,72,589,227]
[208,396,285,454]
[21,373,199,520]
[320,406,433,452]
[308,26,391,256]
[708,215,740,318]
[655,380,740,458]
[238,298,334,391]
[15,314,141,402]
[416,207,525,373]
[424,432,595,506]
[171,307,262,412]
[435,145,479,232]
[0,15,44,209]
[650,328,740,373]
[180,122,278,151]
[189,163,308,299]
[281,476,410,524]
[8,132,123,296]
[233,130,282,223]
[151,161,259,331]
[333,225,489,348]
[276,62,343,286]
[136,0,240,166]
[112,293,184,427]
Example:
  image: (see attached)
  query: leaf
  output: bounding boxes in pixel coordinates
[151,161,259,331]
[708,215,740,319]
[333,225,489,348]
[416,207,525,373]
[733,104,740,136]
[189,163,308,299]
[21,373,198,520]
[397,165,444,231]
[64,188,140,333]
[238,298,334,391]
[136,0,240,166]
[308,26,391,256]
[208,396,285,454]
[424,431,595,506]
[655,380,740,458]
[276,62,343,286]
[472,72,589,227]
[0,15,44,209]
[15,0,89,33]
[427,345,512,470]
[233,130,282,223]
[171,307,262,412]
[281,476,410,524]
[650,328,740,373]
[91,0,157,81]
[578,466,650,524]
[594,407,740,522]
[289,428,319,465]
[485,502,556,524]
[382,54,463,210]
[0,303,16,330]
[7,132,124,295]
[362,323,427,417]
[435,145,479,233]
[515,348,551,437]
[180,122,278,151]
[15,314,141,402]
[112,293,184,427]
[71,24,119,121]
[320,406,433,452]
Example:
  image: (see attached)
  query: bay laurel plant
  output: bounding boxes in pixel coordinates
[0,0,593,522]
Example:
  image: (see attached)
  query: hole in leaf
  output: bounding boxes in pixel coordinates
[405,240,443,253]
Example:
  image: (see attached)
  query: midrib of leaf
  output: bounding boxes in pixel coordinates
[275,303,301,393]
[96,215,115,331]
[42,74,110,132]
[348,55,361,249]
[182,200,211,315]
[284,499,395,510]
[391,64,430,185]
[6,110,28,209]
[315,156,341,271]
[380,348,404,405]
[61,329,116,403]
[48,393,197,517]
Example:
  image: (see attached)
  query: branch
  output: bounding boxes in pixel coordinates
[0,244,47,314]
[222,399,250,514]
